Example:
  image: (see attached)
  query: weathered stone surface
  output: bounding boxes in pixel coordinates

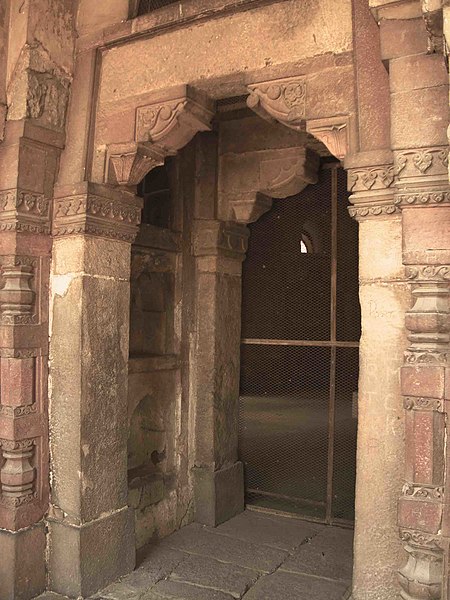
[214,509,323,551]
[162,522,288,573]
[168,554,260,598]
[242,570,349,600]
[281,527,354,582]
[146,580,235,600]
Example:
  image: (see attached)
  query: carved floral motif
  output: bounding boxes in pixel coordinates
[403,483,444,500]
[403,397,444,412]
[247,78,307,131]
[395,147,448,179]
[0,189,50,233]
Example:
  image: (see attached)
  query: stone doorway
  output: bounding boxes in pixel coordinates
[239,163,360,525]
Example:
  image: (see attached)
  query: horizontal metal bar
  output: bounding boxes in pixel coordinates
[241,338,359,348]
[247,488,326,508]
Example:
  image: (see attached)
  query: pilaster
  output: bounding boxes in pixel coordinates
[191,219,249,526]
[345,149,409,600]
[47,182,142,598]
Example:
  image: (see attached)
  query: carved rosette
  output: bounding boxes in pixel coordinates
[106,85,214,186]
[247,77,307,131]
[53,183,143,242]
[0,189,50,234]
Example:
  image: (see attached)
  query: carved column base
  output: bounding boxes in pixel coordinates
[0,523,46,600]
[398,543,443,600]
[48,507,135,598]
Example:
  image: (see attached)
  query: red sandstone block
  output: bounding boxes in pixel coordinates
[0,358,35,407]
[398,497,442,533]
[402,366,445,399]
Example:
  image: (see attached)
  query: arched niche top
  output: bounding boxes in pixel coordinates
[219,146,320,224]
[106,84,215,186]
[247,76,350,161]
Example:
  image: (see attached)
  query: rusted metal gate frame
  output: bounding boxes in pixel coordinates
[240,163,359,527]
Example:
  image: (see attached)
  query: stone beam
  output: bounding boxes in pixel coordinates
[106,85,215,186]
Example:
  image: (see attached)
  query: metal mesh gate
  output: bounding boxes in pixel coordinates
[238,163,360,525]
[137,0,179,15]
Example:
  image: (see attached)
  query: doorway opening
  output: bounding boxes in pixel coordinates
[238,162,360,526]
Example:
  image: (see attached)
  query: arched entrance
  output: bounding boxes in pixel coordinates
[239,162,360,525]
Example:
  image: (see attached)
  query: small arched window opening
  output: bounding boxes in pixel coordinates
[299,231,314,254]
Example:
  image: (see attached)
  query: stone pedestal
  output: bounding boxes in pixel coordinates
[47,182,142,597]
[191,219,249,526]
[346,150,409,600]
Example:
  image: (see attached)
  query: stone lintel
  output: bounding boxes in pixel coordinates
[106,85,215,185]
[53,181,143,242]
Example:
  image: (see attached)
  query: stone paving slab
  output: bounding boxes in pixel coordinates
[242,570,349,600]
[168,554,260,598]
[213,509,323,551]
[147,580,236,600]
[161,522,288,573]
[281,525,354,583]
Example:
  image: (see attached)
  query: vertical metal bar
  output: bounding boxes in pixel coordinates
[326,165,338,524]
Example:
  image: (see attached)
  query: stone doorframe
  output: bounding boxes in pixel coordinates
[35,8,449,600]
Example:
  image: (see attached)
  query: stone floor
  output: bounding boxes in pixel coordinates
[39,509,353,600]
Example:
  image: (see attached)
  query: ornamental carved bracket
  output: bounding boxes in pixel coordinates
[247,78,350,160]
[0,189,50,234]
[219,147,319,224]
[247,78,307,131]
[306,117,349,161]
[106,85,215,186]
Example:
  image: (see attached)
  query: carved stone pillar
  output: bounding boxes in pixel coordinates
[191,219,249,526]
[0,120,64,600]
[345,149,410,600]
[47,181,142,597]
[375,6,450,599]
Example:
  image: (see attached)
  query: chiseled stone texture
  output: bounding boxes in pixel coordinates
[75,510,352,600]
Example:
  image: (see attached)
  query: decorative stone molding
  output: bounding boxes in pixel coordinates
[219,147,319,224]
[398,542,443,600]
[346,156,397,220]
[0,261,36,325]
[306,117,349,160]
[106,85,214,186]
[53,182,143,242]
[403,483,444,500]
[403,397,444,412]
[192,220,249,260]
[395,190,450,206]
[400,529,444,550]
[0,438,36,508]
[405,265,450,281]
[0,189,50,234]
[394,147,448,185]
[247,77,307,131]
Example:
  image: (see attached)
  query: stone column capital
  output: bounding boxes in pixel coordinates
[345,149,398,220]
[53,181,143,242]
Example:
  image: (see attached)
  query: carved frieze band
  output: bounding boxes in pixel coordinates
[107,85,214,186]
[347,163,397,220]
[404,397,444,412]
[403,483,444,500]
[400,529,444,550]
[53,189,143,242]
[0,189,50,233]
[394,147,448,182]
[405,265,450,281]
